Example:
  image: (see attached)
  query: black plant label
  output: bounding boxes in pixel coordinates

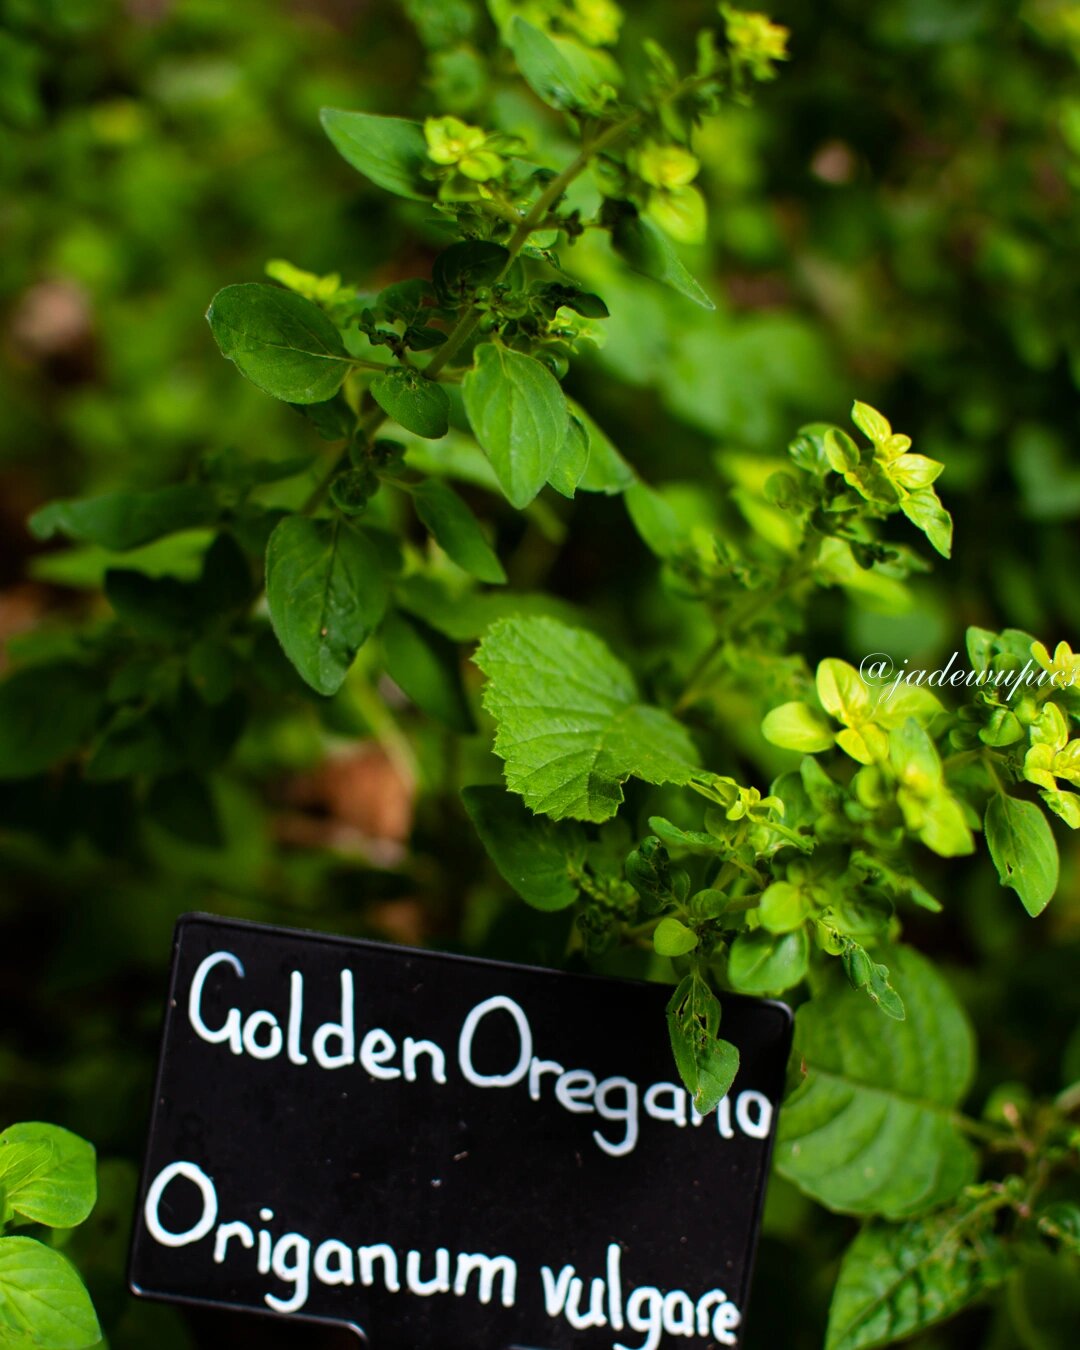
[130,915,791,1349]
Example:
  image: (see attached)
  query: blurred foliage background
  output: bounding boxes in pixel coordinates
[1,0,1078,1345]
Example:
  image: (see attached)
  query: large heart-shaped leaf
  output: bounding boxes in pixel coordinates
[826,1200,1010,1350]
[775,945,977,1219]
[474,616,699,822]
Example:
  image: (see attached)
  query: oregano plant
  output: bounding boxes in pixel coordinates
[0,1123,100,1349]
[4,1,1080,1347]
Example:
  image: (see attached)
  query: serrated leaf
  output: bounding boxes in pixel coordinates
[463,784,585,911]
[474,616,699,822]
[0,1125,96,1230]
[775,946,977,1219]
[371,369,450,439]
[509,17,619,114]
[28,486,218,552]
[609,205,715,310]
[461,344,569,509]
[411,479,505,583]
[0,1238,101,1349]
[826,1201,1010,1350]
[666,970,739,1113]
[0,666,103,782]
[319,109,434,201]
[984,793,1058,917]
[207,283,351,404]
[265,518,387,696]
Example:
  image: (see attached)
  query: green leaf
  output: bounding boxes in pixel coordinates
[104,571,196,638]
[382,610,473,733]
[762,701,835,753]
[1008,1244,1080,1349]
[432,241,509,305]
[775,946,978,1219]
[410,479,506,583]
[0,666,103,781]
[647,817,724,855]
[319,109,433,201]
[825,427,861,474]
[900,487,953,558]
[759,881,809,934]
[1042,787,1080,829]
[546,415,590,498]
[841,944,906,1021]
[508,17,618,114]
[0,1238,101,1349]
[265,517,387,696]
[28,486,218,552]
[474,616,700,823]
[608,204,715,310]
[727,928,809,993]
[817,658,871,724]
[654,917,699,957]
[461,344,570,509]
[623,480,683,557]
[984,793,1059,917]
[0,1126,95,1229]
[207,283,350,404]
[826,1201,1010,1350]
[666,970,740,1114]
[852,401,893,444]
[84,707,175,783]
[462,784,585,911]
[370,369,450,439]
[625,836,688,915]
[570,402,635,495]
[145,771,223,848]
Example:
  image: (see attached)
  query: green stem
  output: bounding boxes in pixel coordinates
[305,87,701,517]
[423,116,638,384]
[350,667,421,786]
[955,1113,1011,1144]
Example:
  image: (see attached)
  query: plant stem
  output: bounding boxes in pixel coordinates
[305,92,692,518]
[423,116,638,384]
[955,1113,1011,1144]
